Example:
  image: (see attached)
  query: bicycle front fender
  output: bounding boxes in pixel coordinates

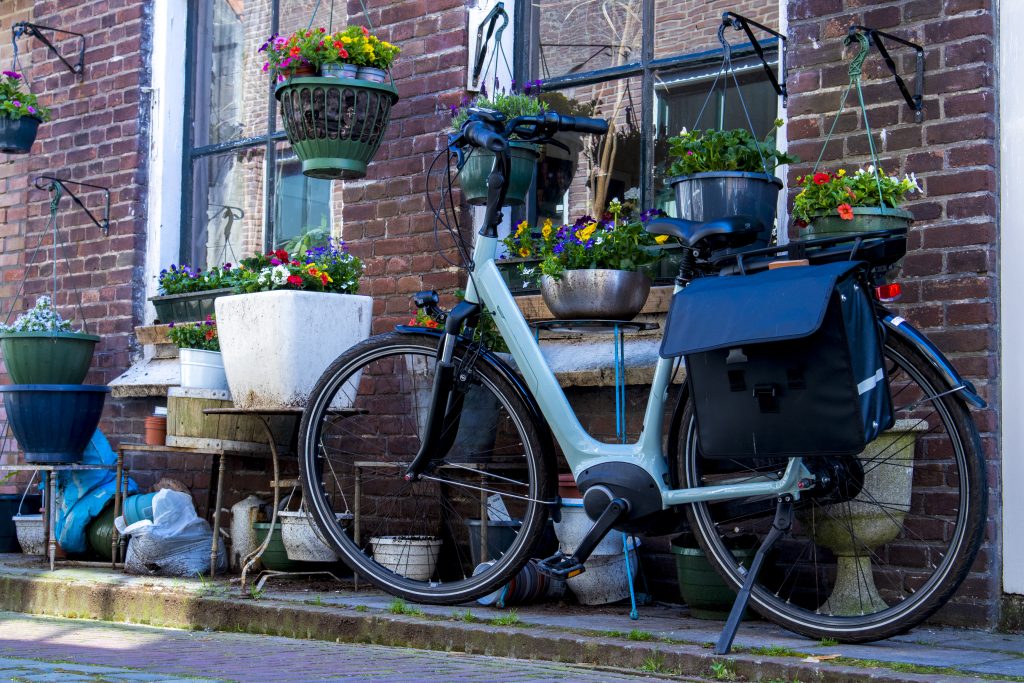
[881,313,987,409]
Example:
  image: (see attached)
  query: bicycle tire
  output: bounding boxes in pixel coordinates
[298,331,552,604]
[678,331,987,642]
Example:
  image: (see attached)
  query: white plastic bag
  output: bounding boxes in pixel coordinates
[116,489,226,577]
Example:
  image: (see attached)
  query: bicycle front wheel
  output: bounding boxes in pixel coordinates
[679,331,986,642]
[298,331,552,604]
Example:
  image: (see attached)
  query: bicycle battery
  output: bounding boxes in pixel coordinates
[660,261,893,459]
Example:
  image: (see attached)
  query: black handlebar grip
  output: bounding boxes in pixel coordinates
[559,115,609,135]
[463,121,508,153]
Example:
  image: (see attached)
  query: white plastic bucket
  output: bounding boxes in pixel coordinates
[279,511,351,562]
[567,538,640,605]
[179,348,228,391]
[13,514,45,555]
[370,535,442,580]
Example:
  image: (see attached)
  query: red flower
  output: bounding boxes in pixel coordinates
[287,274,303,286]
[289,46,301,57]
[795,219,808,229]
[320,273,329,286]
[812,172,830,185]
[361,25,370,36]
[338,47,349,58]
[274,249,289,261]
[837,203,854,220]
[204,329,215,341]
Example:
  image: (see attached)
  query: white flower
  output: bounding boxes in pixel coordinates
[624,187,640,200]
[867,164,876,174]
[270,265,290,286]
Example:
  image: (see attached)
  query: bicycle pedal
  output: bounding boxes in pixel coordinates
[536,552,586,579]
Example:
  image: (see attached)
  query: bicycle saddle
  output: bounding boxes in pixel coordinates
[645,215,763,252]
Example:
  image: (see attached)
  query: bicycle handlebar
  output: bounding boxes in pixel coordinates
[462,121,508,153]
[454,110,609,151]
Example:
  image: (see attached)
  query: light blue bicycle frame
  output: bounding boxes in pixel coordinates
[462,233,810,509]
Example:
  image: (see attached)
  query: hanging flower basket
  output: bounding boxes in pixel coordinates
[275,76,398,180]
[0,115,40,154]
[458,141,539,206]
[799,206,913,240]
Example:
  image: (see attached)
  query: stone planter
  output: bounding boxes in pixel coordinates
[215,290,372,410]
[540,269,651,320]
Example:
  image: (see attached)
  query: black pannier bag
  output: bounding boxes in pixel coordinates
[660,261,894,459]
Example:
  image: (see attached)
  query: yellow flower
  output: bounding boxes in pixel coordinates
[654,235,670,244]
[514,220,528,237]
[541,218,553,239]
[518,247,530,257]
[340,36,351,43]
[577,222,597,242]
[837,168,846,177]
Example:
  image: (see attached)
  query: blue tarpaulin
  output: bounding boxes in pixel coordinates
[54,430,139,554]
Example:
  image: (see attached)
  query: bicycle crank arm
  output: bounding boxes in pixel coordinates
[538,497,631,579]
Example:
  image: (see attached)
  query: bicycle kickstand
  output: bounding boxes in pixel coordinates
[715,496,795,655]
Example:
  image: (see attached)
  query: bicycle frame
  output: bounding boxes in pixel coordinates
[461,233,810,509]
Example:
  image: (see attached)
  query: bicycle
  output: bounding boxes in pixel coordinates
[296,108,987,652]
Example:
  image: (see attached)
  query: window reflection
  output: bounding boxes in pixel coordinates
[536,0,642,79]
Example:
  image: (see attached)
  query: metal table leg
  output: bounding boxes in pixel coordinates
[112,449,124,569]
[209,450,226,577]
[47,471,56,571]
[241,417,280,593]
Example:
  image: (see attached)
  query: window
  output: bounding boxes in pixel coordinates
[182,0,335,268]
[517,0,781,222]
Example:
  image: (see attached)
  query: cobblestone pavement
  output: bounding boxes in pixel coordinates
[0,612,690,683]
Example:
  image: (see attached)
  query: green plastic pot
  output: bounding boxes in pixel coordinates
[671,538,755,620]
[275,77,399,180]
[459,141,539,206]
[149,288,233,324]
[0,331,99,384]
[799,206,912,239]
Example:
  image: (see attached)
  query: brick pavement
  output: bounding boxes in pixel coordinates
[0,612,689,683]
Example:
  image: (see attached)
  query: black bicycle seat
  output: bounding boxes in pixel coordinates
[646,215,763,252]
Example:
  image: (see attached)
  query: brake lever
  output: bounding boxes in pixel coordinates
[446,132,467,166]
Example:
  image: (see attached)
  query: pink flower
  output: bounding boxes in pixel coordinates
[12,100,20,108]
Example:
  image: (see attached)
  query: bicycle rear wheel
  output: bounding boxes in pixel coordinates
[298,331,552,604]
[678,332,986,642]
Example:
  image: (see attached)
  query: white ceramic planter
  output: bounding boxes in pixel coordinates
[279,510,352,562]
[370,535,442,580]
[13,514,45,555]
[215,290,373,410]
[179,348,228,391]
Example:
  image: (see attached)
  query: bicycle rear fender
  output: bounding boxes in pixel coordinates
[394,324,559,463]
[881,313,986,409]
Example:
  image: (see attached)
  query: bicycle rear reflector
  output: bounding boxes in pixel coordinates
[875,282,902,303]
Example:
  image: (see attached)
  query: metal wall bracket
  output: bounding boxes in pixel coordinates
[721,11,788,107]
[34,176,111,235]
[12,22,86,77]
[469,2,509,92]
[849,25,924,123]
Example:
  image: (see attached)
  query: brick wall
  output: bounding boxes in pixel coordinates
[785,0,998,626]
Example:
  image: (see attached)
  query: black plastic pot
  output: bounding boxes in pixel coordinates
[0,115,41,154]
[669,171,783,250]
[0,385,110,464]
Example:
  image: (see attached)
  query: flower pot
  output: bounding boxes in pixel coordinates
[540,269,651,320]
[0,115,41,154]
[0,384,109,464]
[553,503,626,556]
[322,63,359,79]
[669,171,783,250]
[13,514,44,555]
[465,519,522,567]
[149,288,234,324]
[799,206,913,240]
[0,493,41,552]
[215,290,373,410]
[279,510,351,562]
[144,415,167,446]
[567,538,639,605]
[670,537,754,620]
[370,535,442,581]
[275,76,399,180]
[252,520,308,572]
[0,331,100,384]
[356,66,388,82]
[178,348,228,391]
[459,141,539,206]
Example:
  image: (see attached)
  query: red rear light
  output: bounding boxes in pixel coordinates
[875,282,902,303]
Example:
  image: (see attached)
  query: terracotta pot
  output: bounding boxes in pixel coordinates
[144,415,167,446]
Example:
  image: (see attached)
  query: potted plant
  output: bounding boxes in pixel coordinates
[0,70,49,154]
[150,263,237,324]
[0,296,99,384]
[168,316,227,391]
[792,166,920,239]
[214,239,371,411]
[263,26,400,180]
[666,121,796,249]
[505,199,667,320]
[450,88,545,205]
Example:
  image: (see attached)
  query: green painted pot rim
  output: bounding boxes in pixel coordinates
[0,331,100,342]
[0,384,110,392]
[274,76,398,102]
[668,171,783,188]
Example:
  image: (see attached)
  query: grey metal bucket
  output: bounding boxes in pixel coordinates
[669,172,783,250]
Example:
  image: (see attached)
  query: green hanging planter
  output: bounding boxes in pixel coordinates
[0,331,100,384]
[458,141,539,206]
[275,76,399,180]
[799,206,912,240]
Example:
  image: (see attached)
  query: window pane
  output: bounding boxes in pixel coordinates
[189,147,266,269]
[654,1,779,59]
[536,0,641,80]
[271,143,335,251]
[653,65,778,215]
[536,77,642,223]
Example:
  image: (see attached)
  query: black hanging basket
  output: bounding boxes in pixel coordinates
[0,115,40,154]
[275,76,399,180]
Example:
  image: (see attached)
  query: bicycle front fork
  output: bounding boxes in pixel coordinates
[404,299,482,481]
